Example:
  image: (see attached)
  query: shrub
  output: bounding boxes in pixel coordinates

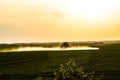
[54,59,103,80]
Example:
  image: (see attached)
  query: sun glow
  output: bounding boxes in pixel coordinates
[57,0,119,23]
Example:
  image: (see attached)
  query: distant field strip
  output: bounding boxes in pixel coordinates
[0,58,47,66]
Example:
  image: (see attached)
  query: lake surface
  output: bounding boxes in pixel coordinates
[0,46,99,52]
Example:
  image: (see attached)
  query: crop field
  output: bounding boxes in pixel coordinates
[0,41,120,80]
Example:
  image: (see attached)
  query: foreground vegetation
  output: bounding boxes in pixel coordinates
[0,41,120,79]
[54,59,103,80]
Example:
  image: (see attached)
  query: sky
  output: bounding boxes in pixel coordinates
[0,0,120,43]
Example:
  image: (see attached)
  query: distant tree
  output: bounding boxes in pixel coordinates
[60,42,70,48]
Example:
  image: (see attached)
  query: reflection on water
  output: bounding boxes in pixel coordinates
[0,46,99,52]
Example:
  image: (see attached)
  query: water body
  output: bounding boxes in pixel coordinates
[0,46,99,52]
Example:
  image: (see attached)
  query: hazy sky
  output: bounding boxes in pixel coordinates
[0,0,120,43]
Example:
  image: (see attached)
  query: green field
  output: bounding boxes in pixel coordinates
[0,42,120,79]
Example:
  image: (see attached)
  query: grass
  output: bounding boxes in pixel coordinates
[0,42,120,79]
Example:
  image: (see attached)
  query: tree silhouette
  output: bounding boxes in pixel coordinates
[61,42,70,48]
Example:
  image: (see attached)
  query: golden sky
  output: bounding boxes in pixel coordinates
[0,0,120,43]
